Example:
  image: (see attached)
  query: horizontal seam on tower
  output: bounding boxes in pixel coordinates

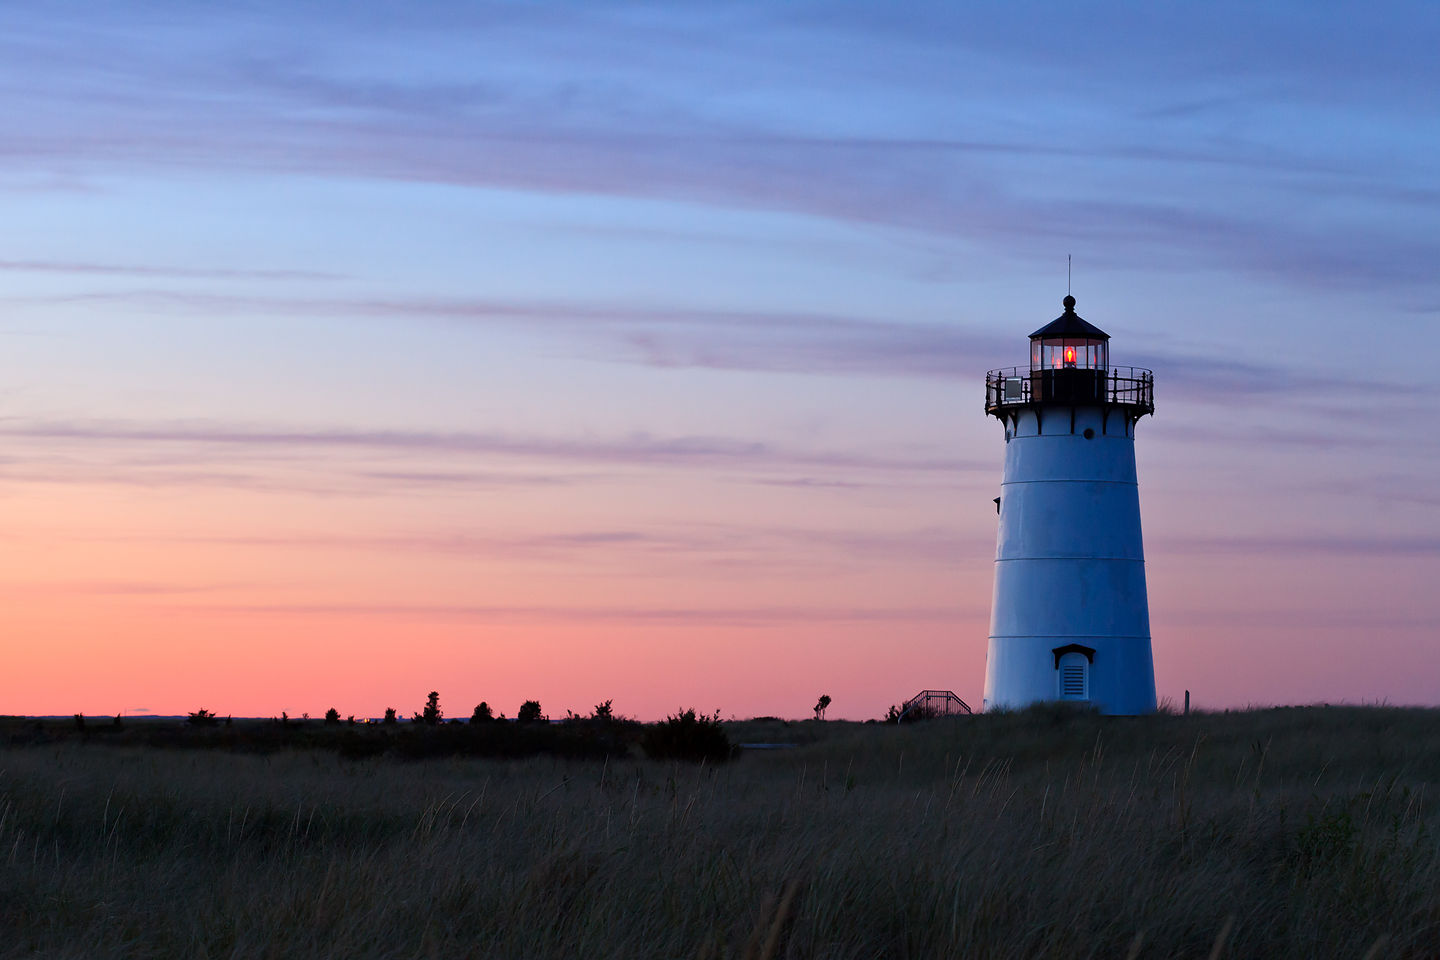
[986,635,1152,640]
[994,556,1145,562]
[999,479,1137,485]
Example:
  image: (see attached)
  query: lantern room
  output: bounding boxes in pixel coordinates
[984,295,1154,417]
[1029,295,1108,371]
[1023,294,1112,407]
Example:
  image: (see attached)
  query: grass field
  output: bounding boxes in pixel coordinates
[2,706,1437,958]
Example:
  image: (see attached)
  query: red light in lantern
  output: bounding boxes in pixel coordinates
[1064,346,1076,366]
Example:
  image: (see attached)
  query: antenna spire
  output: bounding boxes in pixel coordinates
[1067,254,1072,296]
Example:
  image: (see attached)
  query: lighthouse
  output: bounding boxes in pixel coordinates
[982,295,1156,714]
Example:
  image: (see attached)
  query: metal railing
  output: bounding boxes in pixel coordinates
[985,365,1154,415]
[900,689,973,720]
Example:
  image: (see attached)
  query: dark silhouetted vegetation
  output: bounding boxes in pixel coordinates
[324,707,341,725]
[186,708,220,728]
[383,707,397,724]
[470,702,494,723]
[814,694,831,720]
[517,700,544,723]
[641,708,734,763]
[414,691,443,726]
[7,706,1437,956]
[592,699,614,721]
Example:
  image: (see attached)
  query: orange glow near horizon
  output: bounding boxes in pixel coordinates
[2,442,1436,720]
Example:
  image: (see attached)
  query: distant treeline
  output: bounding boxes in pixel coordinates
[4,696,735,763]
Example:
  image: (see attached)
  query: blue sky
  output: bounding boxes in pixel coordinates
[0,1,1436,717]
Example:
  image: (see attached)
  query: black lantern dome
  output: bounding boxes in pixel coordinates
[1028,295,1108,372]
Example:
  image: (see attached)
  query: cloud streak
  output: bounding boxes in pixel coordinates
[15,287,1413,410]
[0,259,340,281]
[150,523,976,563]
[0,417,983,475]
[1154,534,1440,559]
[2,5,1437,295]
[184,600,977,626]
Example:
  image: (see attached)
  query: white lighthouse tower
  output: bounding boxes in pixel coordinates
[982,295,1156,715]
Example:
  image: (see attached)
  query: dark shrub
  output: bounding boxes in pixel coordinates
[471,702,494,723]
[324,708,341,725]
[517,700,545,723]
[642,709,733,763]
[593,699,614,721]
[382,708,397,725]
[900,704,937,723]
[187,709,220,728]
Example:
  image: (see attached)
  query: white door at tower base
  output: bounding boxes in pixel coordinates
[1057,652,1089,701]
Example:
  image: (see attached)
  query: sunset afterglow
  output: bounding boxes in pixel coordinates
[1,3,1437,719]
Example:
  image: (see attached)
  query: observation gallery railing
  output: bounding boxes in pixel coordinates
[985,365,1154,416]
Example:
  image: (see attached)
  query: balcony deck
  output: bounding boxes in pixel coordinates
[985,365,1154,417]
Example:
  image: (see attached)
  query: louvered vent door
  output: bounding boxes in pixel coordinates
[1057,652,1089,701]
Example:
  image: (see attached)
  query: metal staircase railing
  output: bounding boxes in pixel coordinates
[899,689,973,720]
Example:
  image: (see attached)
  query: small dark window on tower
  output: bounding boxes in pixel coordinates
[1083,428,1095,439]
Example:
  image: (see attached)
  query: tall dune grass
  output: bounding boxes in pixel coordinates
[1,706,1437,957]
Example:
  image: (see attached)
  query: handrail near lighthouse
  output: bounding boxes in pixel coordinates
[985,365,1154,416]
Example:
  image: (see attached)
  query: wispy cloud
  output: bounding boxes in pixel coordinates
[84,523,984,569]
[15,287,1411,410]
[0,417,982,475]
[186,600,977,626]
[0,259,340,281]
[1164,608,1440,630]
[0,579,239,596]
[0,461,603,497]
[354,469,601,489]
[1153,534,1440,558]
[2,5,1436,295]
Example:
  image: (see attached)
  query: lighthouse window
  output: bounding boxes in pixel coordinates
[1036,339,1106,371]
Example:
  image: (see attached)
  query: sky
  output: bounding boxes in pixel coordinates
[0,1,1437,720]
